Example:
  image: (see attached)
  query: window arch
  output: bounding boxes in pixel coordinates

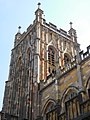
[64,90,77,102]
[41,99,56,120]
[42,99,56,115]
[61,87,79,119]
[48,46,56,73]
[64,53,71,67]
[61,86,79,108]
[64,91,80,120]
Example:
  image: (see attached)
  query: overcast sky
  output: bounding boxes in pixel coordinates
[0,0,90,110]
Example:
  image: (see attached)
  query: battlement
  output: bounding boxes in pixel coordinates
[44,21,71,39]
[79,45,90,61]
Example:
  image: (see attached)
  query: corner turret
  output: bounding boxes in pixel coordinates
[35,3,43,23]
[14,26,22,46]
[68,22,77,43]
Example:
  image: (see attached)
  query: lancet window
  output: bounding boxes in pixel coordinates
[48,46,56,73]
[64,53,71,67]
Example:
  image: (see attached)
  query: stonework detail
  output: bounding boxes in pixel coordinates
[2,3,90,120]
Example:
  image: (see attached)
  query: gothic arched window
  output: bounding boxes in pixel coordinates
[64,53,71,67]
[48,47,56,73]
[64,91,79,120]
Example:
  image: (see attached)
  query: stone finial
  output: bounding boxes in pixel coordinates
[70,22,73,29]
[38,2,41,9]
[18,26,21,33]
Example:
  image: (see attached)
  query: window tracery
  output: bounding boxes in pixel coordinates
[65,91,77,102]
[60,90,78,119]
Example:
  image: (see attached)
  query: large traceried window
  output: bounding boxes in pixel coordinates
[64,91,79,120]
[48,47,56,74]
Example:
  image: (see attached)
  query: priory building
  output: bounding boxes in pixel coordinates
[1,3,90,120]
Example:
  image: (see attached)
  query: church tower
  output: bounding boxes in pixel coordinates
[2,3,82,120]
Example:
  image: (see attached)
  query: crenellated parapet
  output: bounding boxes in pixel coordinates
[44,22,71,40]
[79,45,90,61]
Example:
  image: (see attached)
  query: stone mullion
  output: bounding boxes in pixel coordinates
[71,101,74,119]
[74,99,77,118]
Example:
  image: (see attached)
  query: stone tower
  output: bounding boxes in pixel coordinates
[2,3,81,120]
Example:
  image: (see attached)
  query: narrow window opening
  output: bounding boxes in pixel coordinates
[64,53,70,67]
[48,47,55,73]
